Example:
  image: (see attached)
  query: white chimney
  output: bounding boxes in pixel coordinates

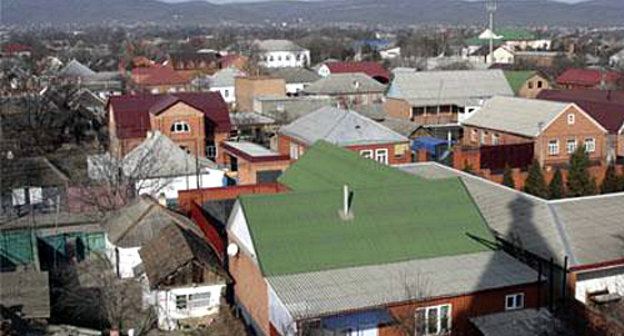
[340,184,354,220]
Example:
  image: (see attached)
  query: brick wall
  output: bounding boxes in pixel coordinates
[347,142,413,165]
[384,98,412,120]
[378,282,542,336]
[150,101,207,157]
[235,159,291,185]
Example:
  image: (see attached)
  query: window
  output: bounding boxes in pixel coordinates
[224,89,229,98]
[206,145,216,159]
[360,149,373,159]
[375,148,389,165]
[492,134,500,145]
[585,137,596,153]
[548,140,559,155]
[505,293,525,311]
[277,56,282,61]
[566,138,577,154]
[538,80,543,88]
[188,292,211,309]
[480,131,487,145]
[297,54,302,61]
[471,129,478,142]
[415,304,451,335]
[175,295,188,310]
[285,55,291,61]
[528,81,534,89]
[269,56,274,62]
[290,143,299,160]
[567,113,575,125]
[171,121,191,133]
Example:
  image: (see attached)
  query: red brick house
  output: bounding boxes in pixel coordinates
[278,106,412,165]
[556,68,622,90]
[537,89,624,162]
[227,142,543,336]
[130,65,191,94]
[462,96,608,167]
[318,61,390,84]
[107,92,230,161]
[221,141,291,185]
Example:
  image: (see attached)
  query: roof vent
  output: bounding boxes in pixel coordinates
[339,184,354,221]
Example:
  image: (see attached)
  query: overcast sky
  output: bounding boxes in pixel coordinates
[163,0,589,3]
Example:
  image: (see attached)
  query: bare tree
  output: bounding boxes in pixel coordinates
[52,252,156,334]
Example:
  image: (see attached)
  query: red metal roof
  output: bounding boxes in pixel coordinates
[325,61,390,83]
[131,65,189,86]
[2,44,32,54]
[537,90,624,133]
[109,92,230,139]
[556,68,621,87]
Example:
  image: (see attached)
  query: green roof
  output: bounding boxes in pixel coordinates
[465,28,537,46]
[278,141,426,191]
[242,142,494,276]
[504,71,537,95]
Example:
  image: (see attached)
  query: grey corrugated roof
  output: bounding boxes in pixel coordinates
[268,251,538,319]
[0,270,50,319]
[230,112,275,127]
[377,117,423,137]
[398,163,624,268]
[60,59,96,78]
[255,39,307,52]
[304,73,386,95]
[463,96,570,137]
[279,106,408,146]
[550,194,624,266]
[210,68,244,88]
[267,67,320,84]
[388,69,513,105]
[471,309,573,336]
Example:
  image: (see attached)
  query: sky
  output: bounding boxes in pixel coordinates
[162,0,588,3]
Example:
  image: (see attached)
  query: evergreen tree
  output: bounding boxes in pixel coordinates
[462,160,475,175]
[523,159,548,199]
[567,147,596,197]
[502,165,515,189]
[548,168,565,200]
[600,164,620,194]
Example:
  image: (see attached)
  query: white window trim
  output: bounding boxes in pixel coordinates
[566,138,577,154]
[548,140,559,156]
[171,121,191,134]
[492,134,500,146]
[375,148,389,165]
[290,143,299,160]
[360,149,373,159]
[505,293,525,311]
[567,113,575,125]
[585,137,596,153]
[415,304,452,335]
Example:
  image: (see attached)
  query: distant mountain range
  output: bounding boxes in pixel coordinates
[4,0,624,26]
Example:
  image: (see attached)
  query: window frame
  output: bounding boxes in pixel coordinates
[566,138,577,154]
[290,143,300,160]
[548,139,559,156]
[375,148,389,165]
[505,293,525,311]
[492,133,500,145]
[567,113,575,125]
[415,304,452,335]
[360,149,373,159]
[584,137,596,153]
[171,121,191,134]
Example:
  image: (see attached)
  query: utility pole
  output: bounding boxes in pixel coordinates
[486,0,498,64]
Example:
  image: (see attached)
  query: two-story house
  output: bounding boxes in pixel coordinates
[254,39,310,68]
[462,96,608,167]
[107,92,230,162]
[278,106,412,165]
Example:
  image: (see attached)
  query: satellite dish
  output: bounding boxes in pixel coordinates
[227,243,239,257]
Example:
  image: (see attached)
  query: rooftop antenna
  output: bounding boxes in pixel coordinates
[486,0,498,63]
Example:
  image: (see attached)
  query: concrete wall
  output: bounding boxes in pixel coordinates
[154,283,226,330]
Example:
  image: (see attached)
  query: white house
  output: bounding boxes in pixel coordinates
[379,46,401,60]
[88,132,225,203]
[138,224,229,330]
[209,68,245,104]
[254,39,310,68]
[610,49,624,69]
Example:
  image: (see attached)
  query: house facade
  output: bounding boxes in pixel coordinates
[556,68,622,90]
[235,76,287,113]
[107,92,230,162]
[254,40,310,68]
[209,68,246,104]
[504,71,551,99]
[385,69,514,126]
[221,141,291,185]
[130,66,191,94]
[303,73,386,109]
[277,107,412,165]
[462,96,608,167]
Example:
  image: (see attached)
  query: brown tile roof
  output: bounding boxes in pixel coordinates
[537,90,624,133]
[131,66,189,86]
[556,68,621,87]
[108,92,230,139]
[139,224,228,289]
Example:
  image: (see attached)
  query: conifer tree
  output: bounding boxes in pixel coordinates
[523,159,548,199]
[567,147,596,197]
[548,168,565,200]
[600,164,620,194]
[502,165,515,189]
